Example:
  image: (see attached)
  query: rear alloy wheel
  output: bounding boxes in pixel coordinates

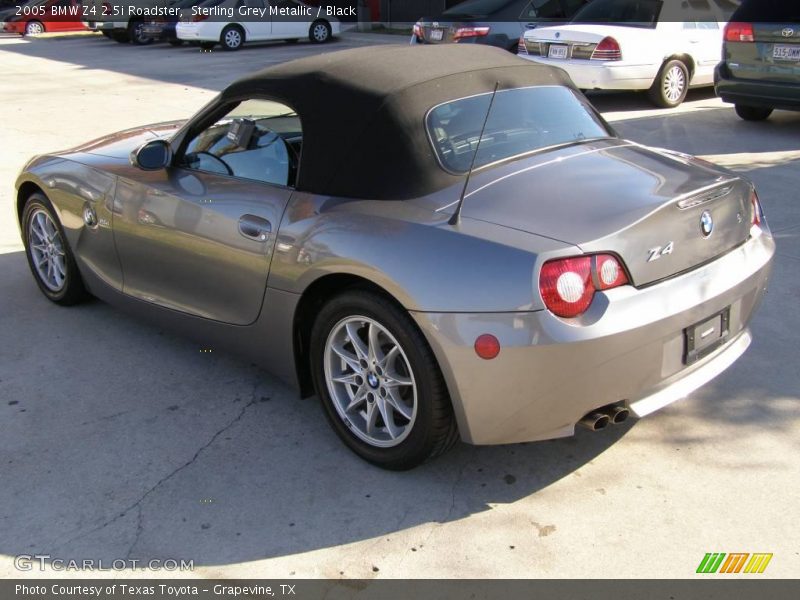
[128,20,152,45]
[220,25,244,51]
[734,104,773,121]
[311,291,458,470]
[309,20,331,44]
[648,59,689,108]
[24,20,45,36]
[22,194,88,305]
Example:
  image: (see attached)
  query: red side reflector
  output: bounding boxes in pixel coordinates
[474,334,500,360]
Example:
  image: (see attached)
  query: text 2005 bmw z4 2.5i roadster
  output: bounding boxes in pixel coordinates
[16,45,774,470]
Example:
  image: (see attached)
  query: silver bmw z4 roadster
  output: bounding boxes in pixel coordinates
[16,45,775,469]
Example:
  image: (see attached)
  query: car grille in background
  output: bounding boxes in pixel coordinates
[523,40,598,59]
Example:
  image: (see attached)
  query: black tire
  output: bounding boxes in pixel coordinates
[128,19,152,45]
[648,59,689,108]
[24,20,45,36]
[112,30,130,43]
[168,39,184,47]
[310,290,459,470]
[308,19,331,44]
[21,193,89,306]
[220,24,244,51]
[101,30,112,39]
[734,104,773,121]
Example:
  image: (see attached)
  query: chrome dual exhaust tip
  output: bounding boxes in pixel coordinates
[578,412,610,431]
[578,404,630,431]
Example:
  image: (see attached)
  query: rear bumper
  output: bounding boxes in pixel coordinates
[715,64,800,111]
[519,54,657,90]
[411,228,775,445]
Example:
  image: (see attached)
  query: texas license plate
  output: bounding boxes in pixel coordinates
[548,44,568,59]
[430,28,443,41]
[684,307,730,365]
[773,44,800,61]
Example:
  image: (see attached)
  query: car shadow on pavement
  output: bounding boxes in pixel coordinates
[0,249,632,568]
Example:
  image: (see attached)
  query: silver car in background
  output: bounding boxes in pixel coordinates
[14,46,774,469]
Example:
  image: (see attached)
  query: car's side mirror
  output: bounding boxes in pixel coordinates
[131,139,172,170]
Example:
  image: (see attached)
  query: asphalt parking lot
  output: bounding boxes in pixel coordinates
[1,32,799,579]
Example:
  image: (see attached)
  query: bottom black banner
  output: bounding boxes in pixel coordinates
[3,580,799,600]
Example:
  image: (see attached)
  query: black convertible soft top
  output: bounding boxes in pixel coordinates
[222,44,577,200]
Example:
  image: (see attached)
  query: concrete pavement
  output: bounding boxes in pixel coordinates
[0,33,798,579]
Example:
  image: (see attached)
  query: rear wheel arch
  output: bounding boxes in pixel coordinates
[292,274,410,399]
[666,53,695,80]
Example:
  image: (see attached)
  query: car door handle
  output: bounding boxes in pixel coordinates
[238,214,272,242]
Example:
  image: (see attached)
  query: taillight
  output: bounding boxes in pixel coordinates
[453,26,490,41]
[725,21,754,42]
[102,2,111,15]
[539,254,629,318]
[750,189,762,227]
[413,21,423,38]
[518,35,527,54]
[590,36,621,60]
[192,13,209,22]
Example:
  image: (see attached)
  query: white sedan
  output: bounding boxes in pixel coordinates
[176,0,339,51]
[518,0,725,107]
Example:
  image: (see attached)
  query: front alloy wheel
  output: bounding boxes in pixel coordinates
[22,193,88,305]
[311,291,458,470]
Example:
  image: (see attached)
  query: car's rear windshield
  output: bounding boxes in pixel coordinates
[426,86,611,174]
[732,0,800,22]
[570,0,662,28]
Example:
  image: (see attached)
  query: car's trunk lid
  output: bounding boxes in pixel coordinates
[460,139,753,287]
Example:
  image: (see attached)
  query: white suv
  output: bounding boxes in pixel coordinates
[519,0,727,107]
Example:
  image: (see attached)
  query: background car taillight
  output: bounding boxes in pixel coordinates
[539,254,629,318]
[518,35,527,54]
[751,189,763,227]
[453,26,490,41]
[725,22,754,42]
[192,14,209,22]
[590,36,621,60]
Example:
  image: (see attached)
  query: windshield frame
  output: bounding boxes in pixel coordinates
[424,85,615,176]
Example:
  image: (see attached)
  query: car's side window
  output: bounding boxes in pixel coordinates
[180,99,302,188]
